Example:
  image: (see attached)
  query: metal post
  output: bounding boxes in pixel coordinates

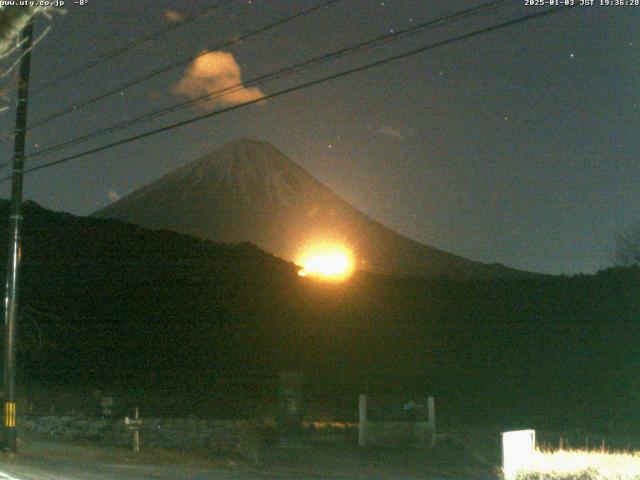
[277,371,304,447]
[125,406,142,452]
[358,394,367,447]
[3,17,34,453]
[427,396,435,447]
[133,407,140,452]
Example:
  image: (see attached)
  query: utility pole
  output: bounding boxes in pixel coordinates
[3,17,34,453]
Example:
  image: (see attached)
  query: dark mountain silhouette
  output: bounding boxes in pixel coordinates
[1,201,639,429]
[94,139,531,279]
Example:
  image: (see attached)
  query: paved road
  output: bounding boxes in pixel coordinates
[0,435,495,479]
[0,461,273,480]
[0,461,403,480]
[0,438,256,480]
[0,453,486,480]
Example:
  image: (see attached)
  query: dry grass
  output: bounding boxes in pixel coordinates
[513,448,640,480]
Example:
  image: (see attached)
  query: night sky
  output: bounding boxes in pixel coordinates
[0,0,638,275]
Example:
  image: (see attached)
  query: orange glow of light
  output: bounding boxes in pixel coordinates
[297,244,354,281]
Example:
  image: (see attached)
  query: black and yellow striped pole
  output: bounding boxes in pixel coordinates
[3,16,34,453]
[3,402,15,428]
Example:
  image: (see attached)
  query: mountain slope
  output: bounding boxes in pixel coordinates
[94,139,529,279]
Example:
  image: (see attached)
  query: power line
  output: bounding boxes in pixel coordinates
[31,0,230,94]
[21,0,514,163]
[24,0,341,132]
[0,5,574,183]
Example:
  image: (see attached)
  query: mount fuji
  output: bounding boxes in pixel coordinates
[94,139,528,279]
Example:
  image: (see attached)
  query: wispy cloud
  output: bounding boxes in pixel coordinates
[107,190,120,202]
[164,10,184,23]
[173,50,265,110]
[378,126,405,141]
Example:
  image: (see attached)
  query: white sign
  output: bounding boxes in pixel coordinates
[502,429,536,480]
